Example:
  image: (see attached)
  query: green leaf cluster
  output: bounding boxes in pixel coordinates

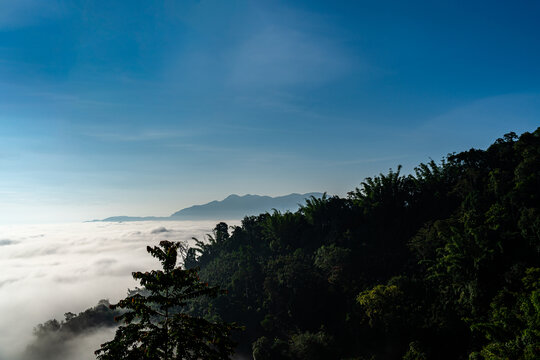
[95,241,240,360]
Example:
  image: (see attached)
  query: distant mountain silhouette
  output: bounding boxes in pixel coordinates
[91,193,323,222]
[94,216,170,222]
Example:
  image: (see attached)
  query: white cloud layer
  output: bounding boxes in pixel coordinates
[0,220,234,360]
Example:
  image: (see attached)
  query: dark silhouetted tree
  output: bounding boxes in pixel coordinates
[95,240,238,360]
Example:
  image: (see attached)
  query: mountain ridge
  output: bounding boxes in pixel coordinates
[90,192,324,222]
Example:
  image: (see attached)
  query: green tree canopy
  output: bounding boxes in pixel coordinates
[95,240,239,360]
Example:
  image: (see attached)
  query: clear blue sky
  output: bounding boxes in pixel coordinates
[1,0,539,223]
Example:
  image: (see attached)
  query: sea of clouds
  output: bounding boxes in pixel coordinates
[0,220,235,360]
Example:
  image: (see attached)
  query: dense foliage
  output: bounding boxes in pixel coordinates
[184,129,540,359]
[95,241,239,360]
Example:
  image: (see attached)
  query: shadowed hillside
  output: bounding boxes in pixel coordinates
[184,128,540,359]
[34,129,539,360]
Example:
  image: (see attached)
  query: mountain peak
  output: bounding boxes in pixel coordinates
[170,192,323,220]
[93,192,324,222]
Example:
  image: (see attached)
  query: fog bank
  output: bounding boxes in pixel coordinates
[0,220,233,360]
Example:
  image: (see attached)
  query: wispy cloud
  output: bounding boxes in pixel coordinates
[230,24,352,88]
[27,91,117,107]
[233,91,348,122]
[0,0,64,28]
[0,239,18,246]
[82,129,193,142]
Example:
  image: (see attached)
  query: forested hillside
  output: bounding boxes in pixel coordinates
[28,129,539,359]
[184,129,540,359]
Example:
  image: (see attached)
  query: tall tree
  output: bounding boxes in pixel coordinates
[95,240,238,360]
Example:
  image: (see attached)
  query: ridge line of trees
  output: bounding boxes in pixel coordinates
[28,128,539,360]
[184,129,539,359]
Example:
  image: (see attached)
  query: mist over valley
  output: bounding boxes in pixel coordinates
[0,220,226,360]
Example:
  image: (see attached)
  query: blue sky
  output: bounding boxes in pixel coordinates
[1,0,539,223]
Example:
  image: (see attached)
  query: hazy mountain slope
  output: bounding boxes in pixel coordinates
[170,193,323,220]
[93,193,323,222]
